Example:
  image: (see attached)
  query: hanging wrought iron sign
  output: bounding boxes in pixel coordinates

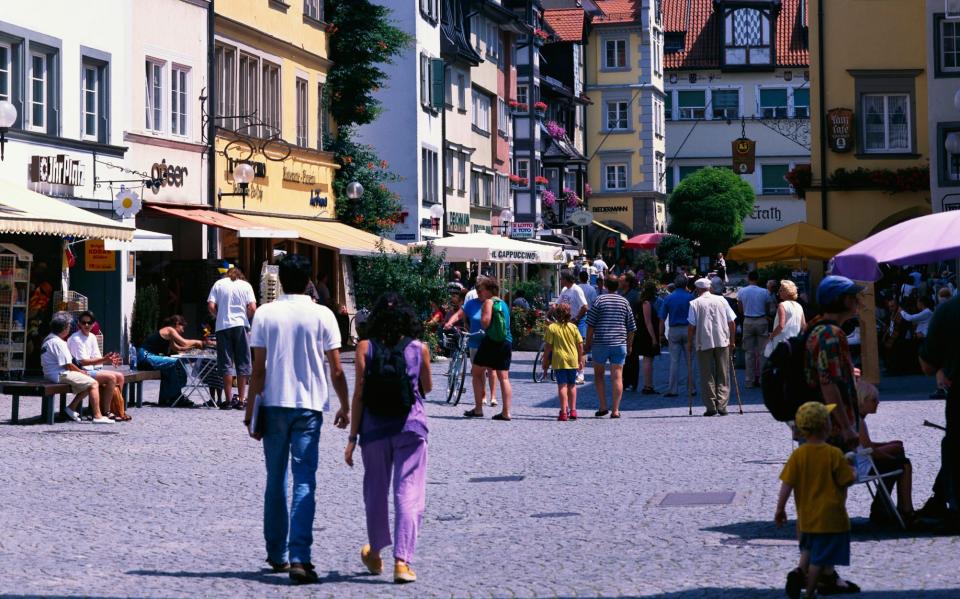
[732,137,756,174]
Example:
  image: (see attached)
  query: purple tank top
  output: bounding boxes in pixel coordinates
[359,339,429,445]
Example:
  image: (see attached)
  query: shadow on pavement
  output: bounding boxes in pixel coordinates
[598,589,960,598]
[703,518,951,542]
[124,568,385,586]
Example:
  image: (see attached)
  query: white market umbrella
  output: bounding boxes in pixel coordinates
[411,232,564,264]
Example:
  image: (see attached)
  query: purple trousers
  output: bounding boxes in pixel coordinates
[361,431,428,563]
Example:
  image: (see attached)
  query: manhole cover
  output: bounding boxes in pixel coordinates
[531,512,580,519]
[40,430,120,436]
[468,475,524,483]
[659,491,736,507]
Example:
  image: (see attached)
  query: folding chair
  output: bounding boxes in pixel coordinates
[848,447,906,530]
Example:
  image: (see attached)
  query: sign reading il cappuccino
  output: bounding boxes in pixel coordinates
[826,108,854,153]
[30,155,84,186]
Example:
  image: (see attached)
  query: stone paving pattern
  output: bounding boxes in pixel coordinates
[1,352,958,598]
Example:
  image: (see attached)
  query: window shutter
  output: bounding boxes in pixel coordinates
[431,58,445,110]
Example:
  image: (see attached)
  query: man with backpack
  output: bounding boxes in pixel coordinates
[245,254,351,584]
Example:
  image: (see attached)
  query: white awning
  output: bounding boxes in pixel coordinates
[0,178,134,241]
[411,232,564,264]
[103,228,173,252]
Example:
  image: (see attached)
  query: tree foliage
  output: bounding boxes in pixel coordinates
[656,235,696,271]
[667,167,755,257]
[352,243,448,321]
[327,131,404,235]
[325,0,412,129]
[130,285,159,346]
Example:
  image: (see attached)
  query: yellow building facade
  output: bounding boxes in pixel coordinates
[807,0,931,254]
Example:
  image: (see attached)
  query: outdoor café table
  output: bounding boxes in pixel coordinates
[171,350,218,407]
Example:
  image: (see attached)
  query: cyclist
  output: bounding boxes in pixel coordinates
[443,277,497,407]
[440,289,466,357]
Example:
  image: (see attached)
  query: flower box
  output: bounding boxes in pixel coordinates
[533,102,547,119]
[509,100,528,116]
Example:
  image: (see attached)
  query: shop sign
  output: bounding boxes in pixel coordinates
[731,138,756,174]
[743,199,806,234]
[149,159,188,192]
[227,158,266,178]
[568,210,593,226]
[591,205,628,213]
[491,250,539,260]
[283,165,317,185]
[473,224,492,233]
[29,154,84,186]
[448,211,470,233]
[510,222,535,239]
[85,240,116,272]
[826,108,854,153]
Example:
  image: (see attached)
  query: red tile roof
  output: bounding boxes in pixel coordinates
[543,8,586,42]
[593,0,641,24]
[663,0,809,69]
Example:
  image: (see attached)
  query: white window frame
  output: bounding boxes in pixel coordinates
[516,158,529,182]
[237,52,259,135]
[29,51,48,132]
[677,89,706,120]
[458,152,466,191]
[470,169,481,205]
[215,44,237,131]
[605,163,628,191]
[603,39,627,69]
[495,173,509,208]
[711,88,740,120]
[421,147,439,204]
[497,98,508,135]
[791,87,810,119]
[606,100,629,130]
[472,89,491,133]
[295,77,308,147]
[82,63,99,141]
[862,93,912,154]
[145,59,164,133]
[941,18,960,73]
[761,163,791,194]
[516,85,528,106]
[419,53,430,108]
[304,0,323,21]
[0,42,12,104]
[261,61,281,138]
[170,65,189,137]
[445,151,454,189]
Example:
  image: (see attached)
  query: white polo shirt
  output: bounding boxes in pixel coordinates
[40,334,73,382]
[67,331,102,367]
[688,292,738,351]
[207,277,257,331]
[250,294,341,412]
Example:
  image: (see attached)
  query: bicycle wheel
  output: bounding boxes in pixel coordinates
[451,354,467,406]
[446,350,463,403]
[533,344,545,383]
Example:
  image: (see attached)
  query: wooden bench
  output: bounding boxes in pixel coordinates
[2,369,161,425]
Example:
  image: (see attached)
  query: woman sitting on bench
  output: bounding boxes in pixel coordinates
[136,315,207,407]
[68,310,127,419]
[857,381,915,524]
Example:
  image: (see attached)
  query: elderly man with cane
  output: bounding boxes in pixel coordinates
[687,278,738,416]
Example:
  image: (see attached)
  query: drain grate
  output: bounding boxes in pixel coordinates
[531,512,580,519]
[659,491,736,507]
[468,475,524,483]
[40,430,120,436]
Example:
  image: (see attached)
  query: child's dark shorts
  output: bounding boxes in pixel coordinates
[799,531,850,566]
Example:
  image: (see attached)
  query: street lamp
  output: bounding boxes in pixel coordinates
[429,203,444,234]
[217,161,256,210]
[0,100,17,161]
[346,181,364,200]
[499,208,514,236]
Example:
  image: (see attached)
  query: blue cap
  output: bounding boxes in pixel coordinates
[817,275,864,306]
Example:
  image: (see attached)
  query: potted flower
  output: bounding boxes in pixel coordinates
[784,164,812,198]
[546,120,567,141]
[534,101,548,118]
[509,100,528,116]
[509,174,527,189]
[542,189,557,208]
[532,28,549,46]
[562,188,582,208]
[535,175,549,191]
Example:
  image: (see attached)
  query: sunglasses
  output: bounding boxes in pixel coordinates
[79,320,94,325]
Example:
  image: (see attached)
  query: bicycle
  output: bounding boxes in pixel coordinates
[443,328,483,405]
[532,338,557,383]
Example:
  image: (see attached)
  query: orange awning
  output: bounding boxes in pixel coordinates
[146,206,298,239]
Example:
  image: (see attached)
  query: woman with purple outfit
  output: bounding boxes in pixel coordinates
[344,293,432,584]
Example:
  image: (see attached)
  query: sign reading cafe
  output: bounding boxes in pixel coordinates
[30,155,85,186]
[826,108,854,153]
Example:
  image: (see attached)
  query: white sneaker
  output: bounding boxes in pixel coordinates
[575,375,585,385]
[64,407,81,422]
[92,416,115,424]
[490,398,498,407]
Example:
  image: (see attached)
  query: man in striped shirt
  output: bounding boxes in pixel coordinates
[585,275,637,418]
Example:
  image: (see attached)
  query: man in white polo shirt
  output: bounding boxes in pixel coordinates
[245,254,350,585]
[208,264,257,410]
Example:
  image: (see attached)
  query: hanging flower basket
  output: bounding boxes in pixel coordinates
[562,188,582,208]
[534,101,548,119]
[532,28,549,47]
[542,189,557,208]
[509,100,528,116]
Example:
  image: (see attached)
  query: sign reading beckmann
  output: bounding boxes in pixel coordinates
[30,154,84,186]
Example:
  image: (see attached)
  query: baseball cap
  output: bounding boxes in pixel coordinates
[795,401,836,435]
[816,275,864,306]
[694,277,711,290]
[710,276,724,293]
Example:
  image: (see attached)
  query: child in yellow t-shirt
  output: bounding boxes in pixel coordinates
[542,303,584,421]
[776,401,859,599]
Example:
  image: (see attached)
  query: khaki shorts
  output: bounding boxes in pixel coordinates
[59,371,97,393]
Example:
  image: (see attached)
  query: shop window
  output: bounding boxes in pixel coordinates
[761,164,790,194]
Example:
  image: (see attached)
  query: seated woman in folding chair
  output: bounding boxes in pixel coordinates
[857,381,915,524]
[136,315,208,407]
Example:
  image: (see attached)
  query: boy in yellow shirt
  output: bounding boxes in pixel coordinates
[542,303,585,421]
[776,401,859,599]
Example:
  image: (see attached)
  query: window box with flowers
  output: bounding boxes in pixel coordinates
[509,174,528,190]
[545,120,568,141]
[827,166,930,194]
[535,175,550,192]
[509,100,528,116]
[534,101,548,119]
[785,165,812,198]
[532,28,549,47]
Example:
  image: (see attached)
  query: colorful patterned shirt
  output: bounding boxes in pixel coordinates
[804,317,859,427]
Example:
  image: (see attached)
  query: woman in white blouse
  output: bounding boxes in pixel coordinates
[764,280,807,358]
[900,295,934,337]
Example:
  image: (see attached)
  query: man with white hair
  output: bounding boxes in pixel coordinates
[688,278,737,416]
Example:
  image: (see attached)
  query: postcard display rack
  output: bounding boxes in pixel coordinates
[0,243,33,378]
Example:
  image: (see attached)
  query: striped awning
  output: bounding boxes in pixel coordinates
[0,178,133,241]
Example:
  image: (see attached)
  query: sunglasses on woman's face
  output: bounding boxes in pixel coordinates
[79,320,94,326]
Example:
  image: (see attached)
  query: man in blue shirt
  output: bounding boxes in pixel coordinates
[658,275,696,397]
[737,270,771,387]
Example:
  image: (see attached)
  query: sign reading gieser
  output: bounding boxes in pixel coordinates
[827,108,854,153]
[30,155,84,186]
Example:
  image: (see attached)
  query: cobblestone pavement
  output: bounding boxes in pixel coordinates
[1,351,958,598]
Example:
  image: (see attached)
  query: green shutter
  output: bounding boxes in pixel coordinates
[431,58,445,110]
[677,90,706,107]
[793,88,809,108]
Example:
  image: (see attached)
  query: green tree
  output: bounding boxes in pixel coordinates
[328,131,404,235]
[130,285,159,346]
[325,0,412,128]
[352,243,448,321]
[656,235,696,271]
[667,167,755,257]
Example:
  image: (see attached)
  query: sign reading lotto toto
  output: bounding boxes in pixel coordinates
[511,222,535,239]
[827,108,854,152]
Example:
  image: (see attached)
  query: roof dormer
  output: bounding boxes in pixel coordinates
[715,0,781,70]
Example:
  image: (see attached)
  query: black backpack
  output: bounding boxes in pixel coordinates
[760,320,837,422]
[362,338,416,418]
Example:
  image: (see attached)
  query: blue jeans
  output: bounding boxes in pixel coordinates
[136,348,184,404]
[261,407,323,565]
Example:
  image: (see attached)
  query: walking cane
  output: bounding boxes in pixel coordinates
[923,419,947,432]
[687,346,693,416]
[730,349,744,415]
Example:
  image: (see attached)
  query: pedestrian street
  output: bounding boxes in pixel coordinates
[1,351,957,598]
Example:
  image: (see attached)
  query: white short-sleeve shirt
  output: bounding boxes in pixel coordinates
[67,331,102,368]
[207,277,257,331]
[40,333,73,382]
[559,284,588,320]
[688,293,738,351]
[249,294,341,412]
